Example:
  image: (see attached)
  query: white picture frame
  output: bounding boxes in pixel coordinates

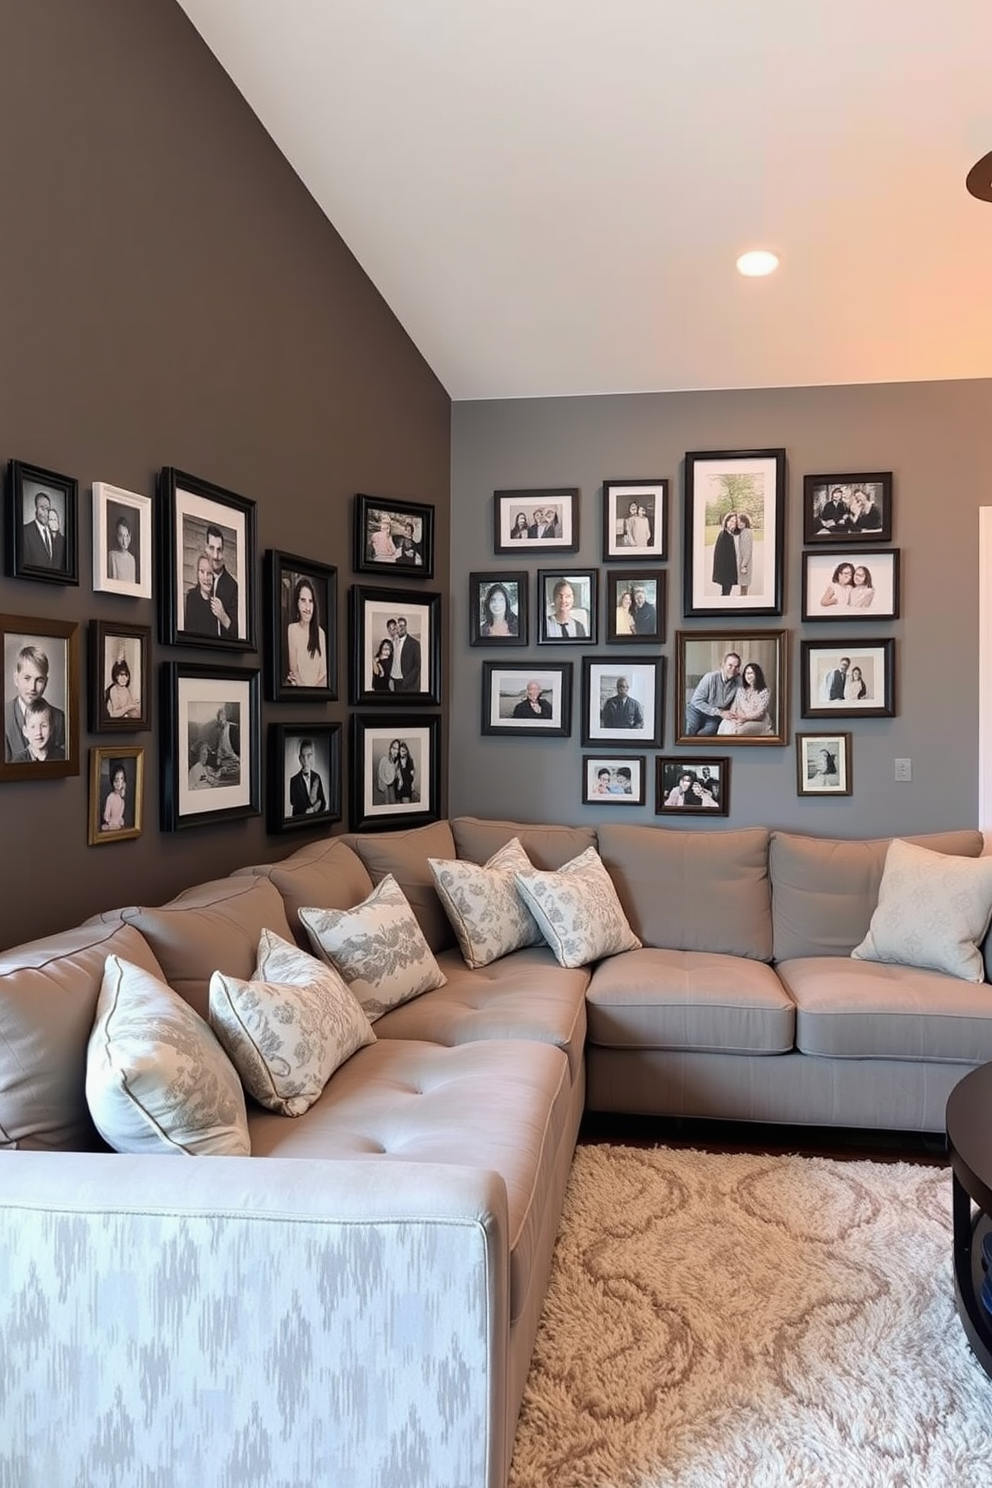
[92,482,153,598]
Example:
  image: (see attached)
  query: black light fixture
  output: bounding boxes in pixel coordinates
[966,151,992,203]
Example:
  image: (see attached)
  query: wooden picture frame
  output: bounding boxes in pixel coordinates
[537,568,598,644]
[581,655,664,747]
[264,549,337,702]
[5,459,79,586]
[801,550,900,621]
[267,721,342,834]
[656,756,730,816]
[602,479,668,561]
[797,731,853,796]
[354,493,435,578]
[800,638,896,719]
[160,662,261,830]
[88,619,152,732]
[676,629,787,746]
[803,473,892,544]
[469,571,528,647]
[158,467,257,651]
[350,712,440,831]
[605,569,665,643]
[92,481,153,598]
[349,585,442,705]
[88,746,144,845]
[493,488,579,554]
[582,754,647,806]
[0,614,80,779]
[480,662,572,737]
[682,448,786,617]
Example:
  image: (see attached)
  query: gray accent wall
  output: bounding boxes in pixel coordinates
[450,380,992,835]
[0,2,449,951]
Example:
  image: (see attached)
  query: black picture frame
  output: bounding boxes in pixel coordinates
[493,488,579,554]
[796,731,853,796]
[602,479,668,561]
[353,493,435,578]
[801,550,900,622]
[349,712,440,831]
[656,756,730,816]
[803,473,892,544]
[480,661,573,737]
[582,754,647,806]
[88,746,144,846]
[157,467,257,651]
[264,549,337,703]
[160,662,261,831]
[800,638,896,719]
[682,448,786,618]
[88,619,152,733]
[581,656,664,747]
[605,568,665,643]
[537,568,599,644]
[469,571,528,647]
[675,629,787,746]
[267,721,342,834]
[0,613,81,779]
[5,459,79,586]
[349,585,442,705]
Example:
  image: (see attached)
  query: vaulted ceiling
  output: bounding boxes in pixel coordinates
[177,0,992,401]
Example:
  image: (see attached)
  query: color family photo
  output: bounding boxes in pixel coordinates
[676,631,786,745]
[683,449,785,617]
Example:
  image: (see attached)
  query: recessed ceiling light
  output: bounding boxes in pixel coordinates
[736,250,780,277]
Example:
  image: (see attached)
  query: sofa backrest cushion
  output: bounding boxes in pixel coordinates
[346,820,458,954]
[770,828,985,962]
[0,920,165,1151]
[596,823,772,960]
[120,875,293,1020]
[451,816,597,870]
[264,837,375,945]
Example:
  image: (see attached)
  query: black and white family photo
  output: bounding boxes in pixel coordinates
[354,494,435,577]
[2,617,78,778]
[656,757,730,816]
[493,488,578,554]
[602,480,667,560]
[803,473,892,543]
[7,459,77,585]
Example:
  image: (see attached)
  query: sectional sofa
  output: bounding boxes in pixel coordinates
[2,815,992,1488]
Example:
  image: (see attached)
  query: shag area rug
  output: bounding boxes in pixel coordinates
[509,1145,992,1488]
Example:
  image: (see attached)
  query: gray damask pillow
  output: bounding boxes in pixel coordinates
[208,930,376,1116]
[428,837,542,968]
[86,955,250,1156]
[514,846,642,969]
[299,874,447,1021]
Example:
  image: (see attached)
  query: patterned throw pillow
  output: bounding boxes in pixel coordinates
[852,837,992,982]
[298,874,447,1021]
[86,955,250,1156]
[208,930,376,1116]
[428,837,542,969]
[514,846,642,969]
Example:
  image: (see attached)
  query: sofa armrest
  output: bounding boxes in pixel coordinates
[0,1153,509,1488]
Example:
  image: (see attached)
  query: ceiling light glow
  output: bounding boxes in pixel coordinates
[736,250,779,277]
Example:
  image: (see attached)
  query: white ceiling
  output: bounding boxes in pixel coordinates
[177,0,992,402]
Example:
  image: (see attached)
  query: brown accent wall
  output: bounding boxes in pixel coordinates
[0,1,450,950]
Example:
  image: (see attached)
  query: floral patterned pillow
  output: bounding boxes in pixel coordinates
[428,837,542,969]
[208,930,376,1116]
[86,955,250,1156]
[298,875,447,1021]
[514,846,642,968]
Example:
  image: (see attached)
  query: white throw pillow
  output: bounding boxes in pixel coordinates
[514,846,642,968]
[86,955,250,1156]
[428,837,542,969]
[298,874,447,1021]
[851,837,992,982]
[208,930,376,1116]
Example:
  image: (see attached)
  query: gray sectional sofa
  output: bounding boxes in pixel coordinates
[2,815,991,1488]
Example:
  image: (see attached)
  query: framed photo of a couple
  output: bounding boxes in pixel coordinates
[676,631,787,747]
[264,550,337,703]
[267,722,341,834]
[800,639,895,719]
[683,449,785,618]
[493,488,579,554]
[350,586,441,705]
[350,713,440,831]
[354,493,434,578]
[160,662,261,831]
[158,468,256,651]
[5,459,79,586]
[602,479,668,561]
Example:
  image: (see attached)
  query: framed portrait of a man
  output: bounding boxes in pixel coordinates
[581,656,663,747]
[267,722,341,833]
[481,663,572,737]
[0,613,80,780]
[682,449,785,618]
[158,468,257,651]
[676,630,786,746]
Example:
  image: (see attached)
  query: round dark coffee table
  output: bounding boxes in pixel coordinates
[946,1062,992,1378]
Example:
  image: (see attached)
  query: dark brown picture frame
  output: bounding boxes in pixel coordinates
[582,754,647,806]
[480,661,573,737]
[801,550,900,622]
[88,746,144,845]
[88,620,152,733]
[796,731,853,796]
[0,613,80,779]
[675,629,787,746]
[537,568,599,645]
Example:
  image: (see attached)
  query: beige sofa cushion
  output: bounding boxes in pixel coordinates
[0,920,166,1151]
[596,823,772,960]
[851,838,992,982]
[348,820,457,953]
[451,816,597,870]
[264,837,374,944]
[770,828,985,962]
[120,875,294,1021]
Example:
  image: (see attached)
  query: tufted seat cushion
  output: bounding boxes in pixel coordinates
[247,1037,571,1322]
